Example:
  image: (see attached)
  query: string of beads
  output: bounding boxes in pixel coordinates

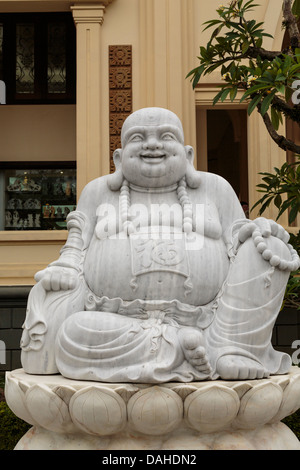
[119,177,194,236]
[252,229,299,272]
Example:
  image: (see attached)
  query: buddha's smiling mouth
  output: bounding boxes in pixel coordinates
[140,152,166,163]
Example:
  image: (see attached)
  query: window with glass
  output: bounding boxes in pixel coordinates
[1,164,76,231]
[0,12,76,104]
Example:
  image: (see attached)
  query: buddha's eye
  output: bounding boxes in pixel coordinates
[129,134,144,143]
[161,133,177,141]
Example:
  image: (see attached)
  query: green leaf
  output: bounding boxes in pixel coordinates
[248,94,262,115]
[256,183,270,189]
[287,63,300,76]
[274,194,282,209]
[204,62,225,76]
[186,66,201,79]
[259,196,274,214]
[262,33,273,39]
[276,84,286,96]
[271,106,280,130]
[240,84,271,102]
[242,40,250,54]
[260,90,276,116]
[192,71,201,89]
[227,21,246,33]
[289,204,299,224]
[213,88,230,105]
[246,19,256,31]
[210,25,223,40]
[200,46,210,60]
[292,0,300,17]
[275,75,287,82]
[283,55,292,72]
[186,70,195,80]
[202,19,223,32]
[243,1,260,11]
[251,21,264,32]
[230,87,238,101]
[220,88,231,102]
[256,37,263,48]
[190,64,206,88]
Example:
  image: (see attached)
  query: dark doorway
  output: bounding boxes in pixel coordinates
[206,109,249,213]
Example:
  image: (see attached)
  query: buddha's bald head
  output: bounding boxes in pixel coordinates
[121,107,184,147]
[108,107,201,191]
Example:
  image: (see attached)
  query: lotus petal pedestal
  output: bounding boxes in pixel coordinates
[5,368,300,451]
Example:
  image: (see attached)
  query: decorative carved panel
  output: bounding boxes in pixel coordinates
[109,45,132,173]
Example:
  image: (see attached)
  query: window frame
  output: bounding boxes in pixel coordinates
[0,12,76,105]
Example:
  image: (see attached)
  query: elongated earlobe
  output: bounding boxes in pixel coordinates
[185,164,201,188]
[185,145,194,164]
[185,146,201,188]
[107,149,124,191]
[113,149,122,169]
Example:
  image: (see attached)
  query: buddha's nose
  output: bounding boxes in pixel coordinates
[143,137,163,150]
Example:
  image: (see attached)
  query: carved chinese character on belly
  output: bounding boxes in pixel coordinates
[130,233,192,294]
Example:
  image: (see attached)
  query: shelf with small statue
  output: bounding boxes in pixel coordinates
[4,167,76,231]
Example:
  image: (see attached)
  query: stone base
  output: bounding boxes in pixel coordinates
[14,422,300,451]
[5,368,300,451]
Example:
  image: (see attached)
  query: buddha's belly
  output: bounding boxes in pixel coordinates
[84,232,229,306]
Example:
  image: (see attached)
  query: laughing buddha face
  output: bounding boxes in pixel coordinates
[113,108,195,188]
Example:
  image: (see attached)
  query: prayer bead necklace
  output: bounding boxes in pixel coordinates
[119,177,194,236]
[252,229,299,272]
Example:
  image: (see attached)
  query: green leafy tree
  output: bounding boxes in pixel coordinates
[188,0,300,307]
[188,0,300,154]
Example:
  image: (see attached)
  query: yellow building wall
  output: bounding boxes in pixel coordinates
[0,0,297,286]
[0,105,76,162]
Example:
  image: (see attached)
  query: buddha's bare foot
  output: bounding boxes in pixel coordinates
[216,355,270,380]
[178,328,211,375]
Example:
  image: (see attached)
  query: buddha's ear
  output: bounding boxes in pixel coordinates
[185,145,201,189]
[107,149,124,191]
[185,145,194,165]
[113,149,122,169]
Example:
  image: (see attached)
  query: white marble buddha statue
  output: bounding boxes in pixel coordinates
[20,107,300,383]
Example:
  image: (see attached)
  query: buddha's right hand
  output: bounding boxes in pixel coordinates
[34,266,79,291]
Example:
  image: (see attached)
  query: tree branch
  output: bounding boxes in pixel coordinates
[247,47,283,60]
[257,103,300,153]
[283,0,300,48]
[207,46,282,70]
[273,95,300,123]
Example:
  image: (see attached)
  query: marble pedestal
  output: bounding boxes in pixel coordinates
[5,368,300,450]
